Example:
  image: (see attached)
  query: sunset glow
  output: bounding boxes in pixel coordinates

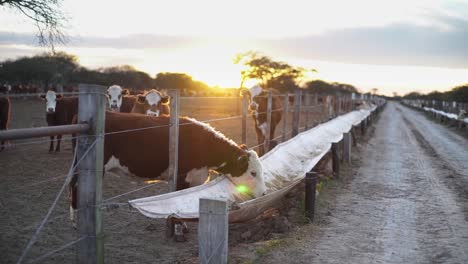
[1,0,467,95]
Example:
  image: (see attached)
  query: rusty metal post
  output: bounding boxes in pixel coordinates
[305,172,317,221]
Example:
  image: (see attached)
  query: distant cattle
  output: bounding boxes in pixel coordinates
[69,112,266,222]
[41,90,78,152]
[242,85,283,156]
[131,89,170,116]
[0,97,11,151]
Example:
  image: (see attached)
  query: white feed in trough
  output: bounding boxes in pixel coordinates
[129,106,377,222]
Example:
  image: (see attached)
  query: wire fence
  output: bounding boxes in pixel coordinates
[0,86,370,263]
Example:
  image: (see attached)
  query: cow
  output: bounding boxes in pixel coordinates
[131,89,170,116]
[69,112,266,226]
[0,97,10,151]
[106,85,137,113]
[241,85,282,156]
[41,90,78,152]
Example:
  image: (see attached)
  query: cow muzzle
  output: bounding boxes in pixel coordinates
[110,104,119,111]
[146,110,160,116]
[47,108,55,113]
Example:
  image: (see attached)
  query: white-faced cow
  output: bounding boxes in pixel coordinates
[241,85,283,156]
[131,89,170,116]
[107,85,137,113]
[41,90,78,152]
[69,112,266,224]
[0,96,10,151]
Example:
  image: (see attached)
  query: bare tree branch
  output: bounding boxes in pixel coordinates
[0,0,68,52]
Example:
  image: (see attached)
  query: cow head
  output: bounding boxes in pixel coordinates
[135,89,170,116]
[107,85,129,111]
[223,145,266,198]
[40,90,62,113]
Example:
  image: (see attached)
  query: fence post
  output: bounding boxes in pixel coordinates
[241,93,248,145]
[342,132,351,163]
[305,93,310,130]
[331,143,340,179]
[305,172,317,221]
[76,84,106,264]
[265,91,273,151]
[198,198,228,264]
[292,89,302,137]
[168,89,180,191]
[282,94,289,142]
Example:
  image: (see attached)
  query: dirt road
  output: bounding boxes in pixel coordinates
[259,102,468,264]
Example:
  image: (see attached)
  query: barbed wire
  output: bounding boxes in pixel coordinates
[103,180,167,203]
[26,236,86,264]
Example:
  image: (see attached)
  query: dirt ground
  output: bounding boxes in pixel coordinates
[252,102,468,264]
[0,96,330,264]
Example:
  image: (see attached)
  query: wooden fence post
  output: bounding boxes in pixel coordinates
[342,132,351,163]
[265,91,273,152]
[241,93,248,145]
[281,94,289,142]
[331,143,340,179]
[305,172,317,221]
[292,89,302,137]
[168,89,180,191]
[76,84,106,264]
[198,198,228,264]
[305,93,310,130]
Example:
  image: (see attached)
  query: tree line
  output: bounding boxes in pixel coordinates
[0,51,362,96]
[402,84,468,103]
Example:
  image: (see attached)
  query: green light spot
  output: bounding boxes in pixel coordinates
[236,185,249,193]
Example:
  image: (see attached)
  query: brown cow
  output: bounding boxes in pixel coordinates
[241,85,282,156]
[0,97,11,151]
[69,112,266,224]
[41,90,78,152]
[131,89,170,116]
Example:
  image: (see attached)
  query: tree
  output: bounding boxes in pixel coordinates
[154,72,210,93]
[234,51,313,92]
[0,0,68,51]
[0,52,79,91]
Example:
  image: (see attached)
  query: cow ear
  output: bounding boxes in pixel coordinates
[239,144,248,151]
[161,95,170,104]
[56,94,63,99]
[122,89,130,95]
[40,94,46,99]
[137,94,146,103]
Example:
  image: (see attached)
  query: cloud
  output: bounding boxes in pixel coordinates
[1,15,467,69]
[262,16,468,68]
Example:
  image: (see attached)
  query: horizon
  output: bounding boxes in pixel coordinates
[1,0,468,96]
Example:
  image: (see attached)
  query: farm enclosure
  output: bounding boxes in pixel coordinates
[0,91,354,263]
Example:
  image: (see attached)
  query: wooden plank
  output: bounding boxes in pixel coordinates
[76,84,106,264]
[281,94,289,142]
[264,91,273,152]
[198,198,228,264]
[241,93,248,145]
[168,89,180,192]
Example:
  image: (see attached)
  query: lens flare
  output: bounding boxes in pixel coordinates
[236,185,250,194]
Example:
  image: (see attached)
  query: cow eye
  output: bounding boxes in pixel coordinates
[118,95,122,99]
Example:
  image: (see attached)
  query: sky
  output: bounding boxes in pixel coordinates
[1,0,468,96]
